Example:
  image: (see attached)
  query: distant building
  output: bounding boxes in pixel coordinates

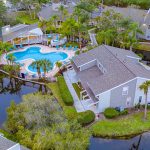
[72,45,150,113]
[105,6,150,40]
[2,24,43,45]
[0,134,29,150]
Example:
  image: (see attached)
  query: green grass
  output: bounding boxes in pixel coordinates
[47,82,65,107]
[91,112,150,138]
[47,82,78,120]
[72,83,81,99]
[47,81,95,125]
[64,106,78,120]
[135,44,150,51]
[16,11,39,24]
[0,129,17,142]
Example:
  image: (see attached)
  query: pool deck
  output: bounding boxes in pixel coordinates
[1,44,75,78]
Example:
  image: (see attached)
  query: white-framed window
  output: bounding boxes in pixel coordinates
[122,86,129,95]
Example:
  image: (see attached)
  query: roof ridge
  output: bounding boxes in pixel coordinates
[103,45,137,77]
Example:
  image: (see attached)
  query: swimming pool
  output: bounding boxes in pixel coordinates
[7,46,68,73]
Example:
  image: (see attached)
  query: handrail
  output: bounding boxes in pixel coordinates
[0,69,45,85]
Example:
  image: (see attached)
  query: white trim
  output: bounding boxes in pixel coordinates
[95,77,137,97]
[7,143,20,150]
[78,59,96,68]
[96,77,150,97]
[126,55,140,60]
[137,77,150,81]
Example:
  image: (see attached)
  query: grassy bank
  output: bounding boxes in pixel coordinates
[91,112,150,139]
[47,79,95,126]
[0,129,17,142]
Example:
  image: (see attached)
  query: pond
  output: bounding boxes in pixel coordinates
[0,74,45,127]
[89,133,150,150]
[1,73,150,149]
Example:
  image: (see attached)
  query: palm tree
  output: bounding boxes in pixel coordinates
[51,15,59,28]
[38,20,48,34]
[31,60,42,79]
[41,59,53,78]
[1,42,13,55]
[139,81,150,120]
[56,61,62,72]
[58,5,68,22]
[7,53,16,65]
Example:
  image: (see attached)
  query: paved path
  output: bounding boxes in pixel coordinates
[63,71,85,112]
[89,32,98,46]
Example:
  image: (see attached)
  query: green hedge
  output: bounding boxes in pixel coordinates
[77,110,95,126]
[57,76,74,106]
[104,108,119,119]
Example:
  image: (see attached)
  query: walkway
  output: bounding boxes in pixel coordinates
[88,30,98,46]
[63,71,85,112]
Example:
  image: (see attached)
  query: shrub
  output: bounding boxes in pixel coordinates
[75,50,80,55]
[104,108,119,119]
[119,109,128,115]
[77,110,95,126]
[57,76,74,106]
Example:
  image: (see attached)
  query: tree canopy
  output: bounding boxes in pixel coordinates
[5,93,90,150]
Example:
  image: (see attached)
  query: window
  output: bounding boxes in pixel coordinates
[122,87,129,95]
[126,97,131,107]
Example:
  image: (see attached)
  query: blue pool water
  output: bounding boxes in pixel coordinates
[7,46,68,73]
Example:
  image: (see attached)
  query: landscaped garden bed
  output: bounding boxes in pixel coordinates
[47,79,95,126]
[91,112,150,139]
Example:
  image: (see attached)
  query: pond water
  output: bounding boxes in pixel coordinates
[0,75,43,127]
[89,133,150,150]
[1,73,150,149]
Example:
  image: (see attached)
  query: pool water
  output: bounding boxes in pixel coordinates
[7,46,68,73]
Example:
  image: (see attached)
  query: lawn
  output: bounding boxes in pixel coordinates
[47,80,95,125]
[47,82,65,107]
[91,112,150,138]
[72,83,82,99]
[16,11,39,24]
[0,129,17,142]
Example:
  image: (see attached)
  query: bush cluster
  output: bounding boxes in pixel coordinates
[77,110,95,126]
[57,76,74,106]
[104,107,128,119]
[104,108,119,119]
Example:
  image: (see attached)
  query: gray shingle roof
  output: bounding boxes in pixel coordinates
[105,6,150,25]
[73,45,150,96]
[0,135,29,150]
[0,135,17,150]
[2,24,38,42]
[38,4,74,20]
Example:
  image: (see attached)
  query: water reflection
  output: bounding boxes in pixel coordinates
[90,133,150,150]
[0,74,47,126]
